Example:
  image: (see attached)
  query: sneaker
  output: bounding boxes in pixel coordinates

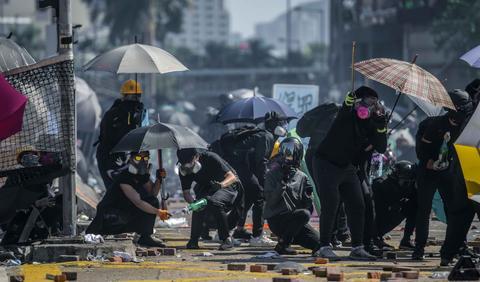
[399,239,415,250]
[349,246,377,261]
[233,228,253,240]
[374,238,395,251]
[331,237,343,248]
[219,237,235,250]
[186,240,200,249]
[274,243,298,255]
[313,245,341,261]
[212,233,222,243]
[249,235,277,247]
[137,235,166,248]
[365,244,383,258]
[412,247,424,261]
[200,233,212,241]
[337,233,351,243]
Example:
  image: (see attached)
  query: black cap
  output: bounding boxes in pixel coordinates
[177,148,199,164]
[354,86,378,99]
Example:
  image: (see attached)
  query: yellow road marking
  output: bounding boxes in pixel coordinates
[21,264,62,282]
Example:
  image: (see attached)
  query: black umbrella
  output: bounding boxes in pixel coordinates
[216,96,297,124]
[111,122,208,153]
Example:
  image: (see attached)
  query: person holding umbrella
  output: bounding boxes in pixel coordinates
[177,148,241,251]
[86,151,170,247]
[95,80,145,189]
[312,86,387,261]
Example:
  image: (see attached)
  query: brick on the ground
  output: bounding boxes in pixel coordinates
[10,275,24,282]
[392,267,412,273]
[368,272,382,279]
[147,249,158,256]
[383,266,394,272]
[281,268,298,275]
[326,268,344,281]
[250,264,268,273]
[162,248,176,256]
[272,277,300,282]
[313,267,327,278]
[402,271,419,279]
[108,256,123,263]
[54,274,67,282]
[57,255,80,262]
[227,263,246,271]
[392,272,404,278]
[386,252,397,260]
[62,272,77,281]
[380,272,393,280]
[315,258,329,264]
[261,264,277,271]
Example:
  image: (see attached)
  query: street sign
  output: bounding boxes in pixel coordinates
[272,84,319,127]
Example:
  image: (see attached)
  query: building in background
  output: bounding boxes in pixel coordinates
[254,0,329,56]
[167,0,231,54]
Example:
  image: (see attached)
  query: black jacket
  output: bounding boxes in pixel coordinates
[316,100,387,167]
[97,99,144,155]
[264,160,313,219]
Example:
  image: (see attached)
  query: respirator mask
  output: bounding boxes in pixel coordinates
[354,96,378,120]
[177,160,202,176]
[128,154,150,175]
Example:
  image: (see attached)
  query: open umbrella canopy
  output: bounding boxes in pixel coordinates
[83,43,188,74]
[355,58,455,110]
[216,96,297,124]
[455,106,480,203]
[0,38,36,72]
[76,77,101,132]
[0,74,28,141]
[460,45,480,68]
[112,122,208,153]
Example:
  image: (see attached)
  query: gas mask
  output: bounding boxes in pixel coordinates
[20,153,40,167]
[274,125,287,137]
[128,154,150,175]
[354,96,378,120]
[178,160,202,176]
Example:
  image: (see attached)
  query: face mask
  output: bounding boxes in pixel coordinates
[178,161,202,176]
[355,105,371,119]
[355,97,378,120]
[21,153,40,167]
[129,160,149,175]
[274,125,287,137]
[123,95,140,102]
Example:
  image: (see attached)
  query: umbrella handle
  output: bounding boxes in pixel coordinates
[351,41,356,94]
[387,91,403,124]
[388,105,418,135]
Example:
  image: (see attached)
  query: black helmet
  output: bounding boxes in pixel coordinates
[448,89,473,113]
[391,160,416,181]
[264,111,281,131]
[465,79,480,100]
[279,137,304,167]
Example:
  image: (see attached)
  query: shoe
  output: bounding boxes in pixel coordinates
[249,235,277,247]
[349,246,377,261]
[137,235,166,248]
[337,233,351,243]
[365,244,383,258]
[460,247,480,259]
[186,240,200,249]
[440,257,454,266]
[412,247,425,261]
[219,237,235,250]
[233,228,253,240]
[374,238,395,251]
[213,233,241,246]
[200,233,212,241]
[399,239,415,250]
[274,243,298,255]
[331,237,343,248]
[313,245,341,261]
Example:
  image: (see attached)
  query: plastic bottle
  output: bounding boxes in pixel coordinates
[182,198,208,214]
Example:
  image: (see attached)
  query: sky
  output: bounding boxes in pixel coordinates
[225,0,315,39]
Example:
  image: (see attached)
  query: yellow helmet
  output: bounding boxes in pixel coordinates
[120,80,142,95]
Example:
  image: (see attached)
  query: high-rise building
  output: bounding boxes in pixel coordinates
[167,0,230,53]
[254,0,329,56]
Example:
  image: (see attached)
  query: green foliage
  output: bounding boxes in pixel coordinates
[432,0,480,53]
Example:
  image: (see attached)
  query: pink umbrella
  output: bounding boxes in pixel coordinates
[0,74,27,141]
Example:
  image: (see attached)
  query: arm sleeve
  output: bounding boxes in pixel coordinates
[417,126,438,161]
[370,127,388,153]
[264,169,284,207]
[180,175,194,191]
[253,135,272,186]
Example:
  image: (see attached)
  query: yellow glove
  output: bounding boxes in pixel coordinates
[157,209,171,221]
[344,91,356,107]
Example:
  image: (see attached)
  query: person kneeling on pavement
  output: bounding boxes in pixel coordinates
[86,151,170,247]
[372,161,417,251]
[177,148,241,250]
[264,137,321,255]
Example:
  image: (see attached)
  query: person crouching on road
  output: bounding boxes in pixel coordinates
[264,137,321,255]
[177,148,240,250]
[86,151,170,247]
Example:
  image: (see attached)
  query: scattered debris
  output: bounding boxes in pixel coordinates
[227,263,246,271]
[9,275,24,282]
[380,272,393,280]
[429,272,449,279]
[367,272,382,279]
[273,262,306,273]
[314,258,329,264]
[281,268,298,275]
[62,272,77,281]
[386,252,397,260]
[402,271,419,279]
[255,252,281,259]
[112,251,133,262]
[392,267,412,272]
[326,268,344,281]
[272,277,300,282]
[83,234,104,244]
[108,256,123,263]
[200,252,214,257]
[162,248,176,256]
[313,267,327,277]
[2,259,21,267]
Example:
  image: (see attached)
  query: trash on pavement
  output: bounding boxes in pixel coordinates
[113,251,134,262]
[255,252,281,259]
[273,262,306,273]
[84,234,105,244]
[429,272,449,279]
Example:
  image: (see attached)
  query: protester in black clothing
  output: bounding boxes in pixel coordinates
[217,111,286,247]
[372,161,417,251]
[178,149,240,250]
[86,151,170,247]
[96,80,145,189]
[312,86,387,261]
[465,78,480,109]
[412,89,474,263]
[264,137,320,255]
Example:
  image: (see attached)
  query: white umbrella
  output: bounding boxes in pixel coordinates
[83,43,188,74]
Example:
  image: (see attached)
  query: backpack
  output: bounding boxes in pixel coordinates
[210,125,263,158]
[415,116,435,159]
[297,103,339,138]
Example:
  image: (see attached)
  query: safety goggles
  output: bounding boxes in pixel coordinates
[133,155,150,161]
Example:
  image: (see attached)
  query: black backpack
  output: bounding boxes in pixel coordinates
[210,125,263,158]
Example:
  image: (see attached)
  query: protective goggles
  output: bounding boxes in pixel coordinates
[133,155,150,161]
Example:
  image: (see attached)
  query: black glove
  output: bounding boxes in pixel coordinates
[209,180,223,191]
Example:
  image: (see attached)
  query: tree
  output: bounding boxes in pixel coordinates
[432,0,480,54]
[82,0,186,45]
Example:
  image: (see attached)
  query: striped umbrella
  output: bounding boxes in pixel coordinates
[354,58,455,110]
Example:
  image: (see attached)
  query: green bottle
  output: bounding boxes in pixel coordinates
[183,198,208,214]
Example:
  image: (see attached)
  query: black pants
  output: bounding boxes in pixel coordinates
[268,209,320,251]
[191,186,238,242]
[375,200,416,240]
[86,196,159,236]
[313,157,365,247]
[362,183,377,246]
[305,149,349,241]
[228,161,264,237]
